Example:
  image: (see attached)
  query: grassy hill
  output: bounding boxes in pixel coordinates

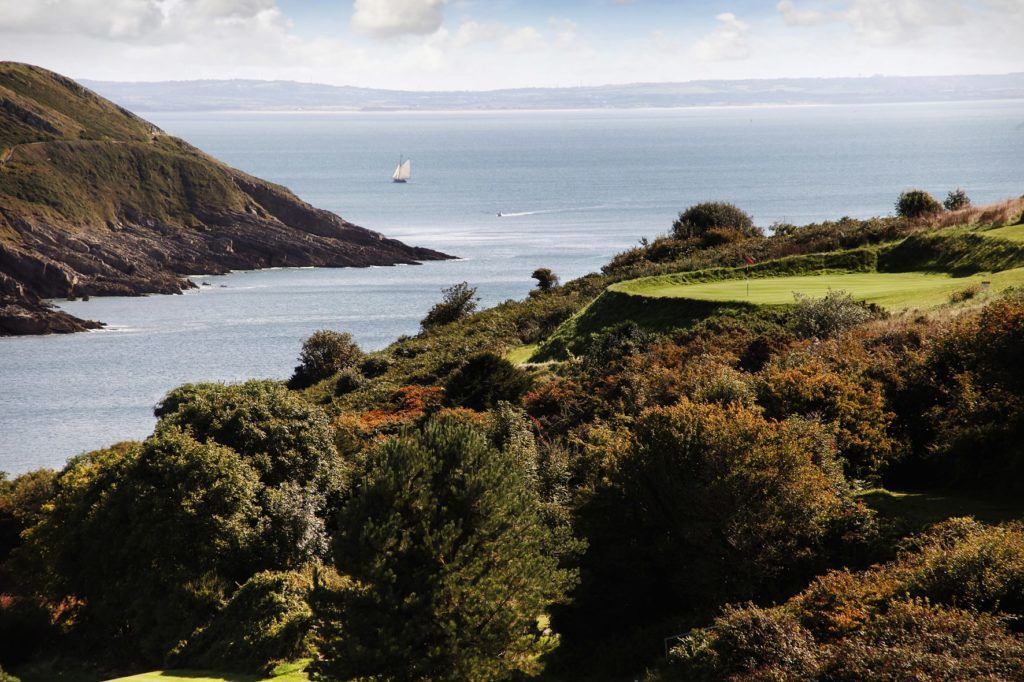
[0,62,449,336]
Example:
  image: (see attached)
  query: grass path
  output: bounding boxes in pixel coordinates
[611,268,1024,309]
[105,666,308,682]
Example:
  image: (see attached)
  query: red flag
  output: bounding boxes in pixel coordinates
[744,256,755,265]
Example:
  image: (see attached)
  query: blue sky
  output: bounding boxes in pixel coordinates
[0,0,1021,88]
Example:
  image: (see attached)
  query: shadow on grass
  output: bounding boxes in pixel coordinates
[859,487,1024,541]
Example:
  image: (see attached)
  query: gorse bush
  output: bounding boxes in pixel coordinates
[790,290,877,339]
[420,281,479,330]
[895,189,943,219]
[672,201,758,240]
[289,330,364,389]
[944,187,971,211]
[444,351,534,410]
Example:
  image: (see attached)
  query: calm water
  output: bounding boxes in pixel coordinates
[2,102,1023,474]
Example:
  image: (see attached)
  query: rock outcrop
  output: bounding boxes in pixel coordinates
[0,62,450,335]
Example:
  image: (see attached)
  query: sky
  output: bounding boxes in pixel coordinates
[0,0,1022,90]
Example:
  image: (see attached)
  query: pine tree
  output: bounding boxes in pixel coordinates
[312,418,576,681]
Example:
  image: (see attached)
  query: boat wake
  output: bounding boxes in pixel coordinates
[496,205,609,218]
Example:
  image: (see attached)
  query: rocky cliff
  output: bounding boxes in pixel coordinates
[0,62,450,335]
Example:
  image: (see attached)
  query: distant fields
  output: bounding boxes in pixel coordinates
[611,268,1024,309]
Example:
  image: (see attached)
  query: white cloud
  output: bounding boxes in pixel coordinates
[351,0,445,39]
[501,26,544,53]
[691,12,751,62]
[451,20,499,48]
[549,18,579,49]
[777,0,829,26]
[0,0,164,39]
[777,1,971,44]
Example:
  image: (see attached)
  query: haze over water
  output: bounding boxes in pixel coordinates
[2,102,1023,474]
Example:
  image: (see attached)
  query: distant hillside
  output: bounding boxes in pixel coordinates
[0,62,449,335]
[81,73,1024,112]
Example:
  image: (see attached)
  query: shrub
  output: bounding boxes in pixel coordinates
[757,355,895,478]
[333,367,365,396]
[949,282,982,303]
[289,330,364,389]
[672,202,758,240]
[420,282,479,331]
[171,571,314,674]
[0,665,20,682]
[790,290,877,339]
[576,399,868,630]
[532,267,560,291]
[944,187,972,211]
[669,604,820,681]
[583,321,657,370]
[154,380,344,492]
[825,600,1024,681]
[444,352,534,410]
[895,189,943,219]
[0,469,56,572]
[358,355,390,378]
[27,435,263,662]
[313,418,577,681]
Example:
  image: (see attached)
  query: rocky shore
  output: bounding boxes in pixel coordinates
[0,62,450,335]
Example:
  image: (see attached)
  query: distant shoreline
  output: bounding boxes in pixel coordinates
[134,97,1024,116]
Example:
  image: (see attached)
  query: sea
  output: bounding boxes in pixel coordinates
[2,101,1023,474]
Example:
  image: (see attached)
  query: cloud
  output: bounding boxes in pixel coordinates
[451,20,500,48]
[0,0,164,39]
[777,0,829,26]
[501,26,545,53]
[351,0,446,39]
[691,12,751,61]
[776,1,971,44]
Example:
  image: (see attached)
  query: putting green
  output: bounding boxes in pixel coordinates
[610,268,1024,310]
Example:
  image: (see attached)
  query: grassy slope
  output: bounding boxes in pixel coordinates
[613,268,1024,309]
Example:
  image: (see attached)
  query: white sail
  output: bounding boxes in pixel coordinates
[395,159,411,181]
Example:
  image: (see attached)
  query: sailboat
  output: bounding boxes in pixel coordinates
[392,157,411,183]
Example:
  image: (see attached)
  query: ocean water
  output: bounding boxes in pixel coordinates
[2,102,1023,474]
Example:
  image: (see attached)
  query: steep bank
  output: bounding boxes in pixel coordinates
[0,62,450,335]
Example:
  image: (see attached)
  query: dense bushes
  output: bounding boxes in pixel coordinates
[672,202,758,240]
[288,330,364,389]
[172,571,314,673]
[570,398,871,636]
[895,189,943,219]
[790,290,879,340]
[666,520,1024,681]
[313,418,576,681]
[444,351,533,410]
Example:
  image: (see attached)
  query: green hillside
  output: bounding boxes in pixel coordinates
[0,62,447,336]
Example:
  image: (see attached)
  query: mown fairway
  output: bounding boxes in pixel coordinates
[612,268,1024,309]
[104,670,308,682]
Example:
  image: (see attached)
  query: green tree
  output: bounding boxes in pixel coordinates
[672,202,758,240]
[288,330,365,389]
[420,282,479,331]
[944,187,971,211]
[895,189,942,219]
[445,352,534,410]
[27,433,264,662]
[531,267,559,291]
[312,418,577,682]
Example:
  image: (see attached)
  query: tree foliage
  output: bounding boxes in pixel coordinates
[289,330,365,389]
[944,187,971,211]
[421,282,479,331]
[444,351,534,410]
[532,267,560,291]
[313,418,576,682]
[895,189,943,219]
[672,202,758,240]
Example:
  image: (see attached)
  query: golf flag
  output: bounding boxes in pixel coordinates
[744,256,756,266]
